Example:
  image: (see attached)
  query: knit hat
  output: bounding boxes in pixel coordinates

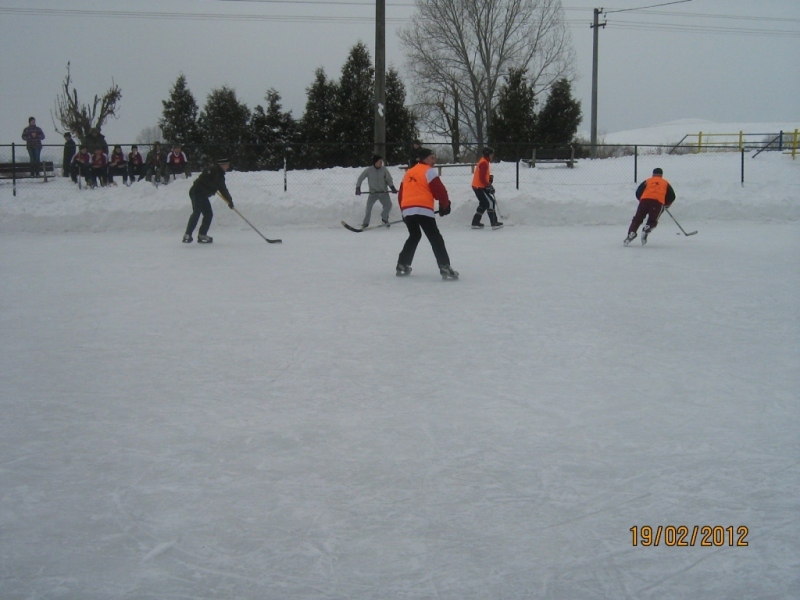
[217,158,230,164]
[417,148,434,160]
[653,167,663,175]
[372,154,383,165]
[482,147,494,157]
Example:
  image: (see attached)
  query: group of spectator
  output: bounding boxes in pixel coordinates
[22,117,191,188]
[64,131,191,188]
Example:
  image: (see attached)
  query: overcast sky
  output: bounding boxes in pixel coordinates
[1,0,798,146]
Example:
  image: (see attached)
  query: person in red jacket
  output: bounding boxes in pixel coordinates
[470,147,502,229]
[70,145,91,186]
[624,167,676,245]
[89,147,109,188]
[165,145,191,181]
[107,145,127,186]
[127,145,145,183]
[396,148,458,279]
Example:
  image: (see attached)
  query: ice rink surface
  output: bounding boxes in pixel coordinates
[1,221,798,599]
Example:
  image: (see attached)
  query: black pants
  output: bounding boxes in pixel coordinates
[398,214,450,267]
[129,164,145,182]
[186,189,213,236]
[629,199,664,234]
[108,165,128,183]
[472,187,498,225]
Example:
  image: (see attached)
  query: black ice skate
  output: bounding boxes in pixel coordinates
[182,234,193,243]
[197,234,213,244]
[623,231,637,246]
[396,263,412,277]
[439,265,459,280]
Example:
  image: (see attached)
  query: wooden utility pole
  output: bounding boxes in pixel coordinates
[590,7,606,158]
[374,0,386,158]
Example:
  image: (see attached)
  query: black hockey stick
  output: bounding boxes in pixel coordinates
[342,210,441,233]
[218,192,282,243]
[664,207,697,236]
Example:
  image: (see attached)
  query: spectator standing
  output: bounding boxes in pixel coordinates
[85,127,108,155]
[470,147,502,229]
[70,145,91,186]
[62,132,76,178]
[408,139,422,168]
[21,117,45,177]
[145,142,167,183]
[107,145,128,186]
[89,147,109,188]
[127,145,145,183]
[395,148,458,279]
[355,154,397,228]
[183,158,234,244]
[165,145,191,181]
[624,167,676,246]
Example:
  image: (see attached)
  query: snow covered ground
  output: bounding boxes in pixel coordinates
[1,146,798,599]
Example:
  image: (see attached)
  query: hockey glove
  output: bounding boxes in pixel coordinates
[485,185,495,195]
[439,204,451,216]
[355,187,362,196]
[390,186,398,194]
[228,199,234,209]
[489,175,494,184]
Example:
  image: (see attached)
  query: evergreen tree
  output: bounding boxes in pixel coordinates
[250,89,298,170]
[159,74,200,150]
[385,67,418,165]
[334,42,374,167]
[299,68,339,168]
[490,68,538,161]
[536,78,582,146]
[197,86,252,168]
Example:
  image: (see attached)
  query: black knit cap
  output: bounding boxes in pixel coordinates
[217,158,230,164]
[653,167,663,175]
[482,147,494,157]
[372,154,383,165]
[417,148,434,160]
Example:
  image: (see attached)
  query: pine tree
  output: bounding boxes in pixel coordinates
[197,86,252,168]
[385,67,418,165]
[490,68,538,161]
[250,89,298,170]
[299,68,339,169]
[159,74,200,150]
[334,42,374,167]
[536,78,582,146]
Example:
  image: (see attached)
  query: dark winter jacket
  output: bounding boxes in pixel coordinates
[22,125,45,149]
[85,131,108,154]
[190,164,232,203]
[145,148,166,166]
[63,139,77,167]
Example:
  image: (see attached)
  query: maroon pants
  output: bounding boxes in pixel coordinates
[629,199,664,234]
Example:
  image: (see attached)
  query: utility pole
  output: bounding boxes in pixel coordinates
[590,7,606,158]
[374,0,386,158]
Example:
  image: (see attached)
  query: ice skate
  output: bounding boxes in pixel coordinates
[396,263,412,277]
[623,231,637,246]
[182,234,193,243]
[197,234,213,244]
[439,265,459,280]
[642,226,651,245]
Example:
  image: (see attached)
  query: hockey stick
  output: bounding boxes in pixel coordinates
[487,188,508,220]
[218,192,282,243]
[342,210,441,233]
[664,207,697,236]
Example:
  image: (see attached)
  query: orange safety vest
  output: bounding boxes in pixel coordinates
[400,163,436,211]
[640,175,671,205]
[472,157,491,188]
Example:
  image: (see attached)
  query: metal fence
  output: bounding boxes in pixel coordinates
[1,141,796,197]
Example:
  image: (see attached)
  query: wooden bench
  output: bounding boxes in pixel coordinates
[523,147,575,168]
[0,161,56,180]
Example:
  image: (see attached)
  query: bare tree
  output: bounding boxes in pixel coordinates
[400,0,575,152]
[51,62,122,142]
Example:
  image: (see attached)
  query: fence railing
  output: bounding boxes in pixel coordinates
[1,140,796,197]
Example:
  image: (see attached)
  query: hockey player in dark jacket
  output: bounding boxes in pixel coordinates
[183,158,234,244]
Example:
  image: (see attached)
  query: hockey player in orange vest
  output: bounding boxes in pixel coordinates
[396,148,459,279]
[470,147,502,229]
[624,167,676,245]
